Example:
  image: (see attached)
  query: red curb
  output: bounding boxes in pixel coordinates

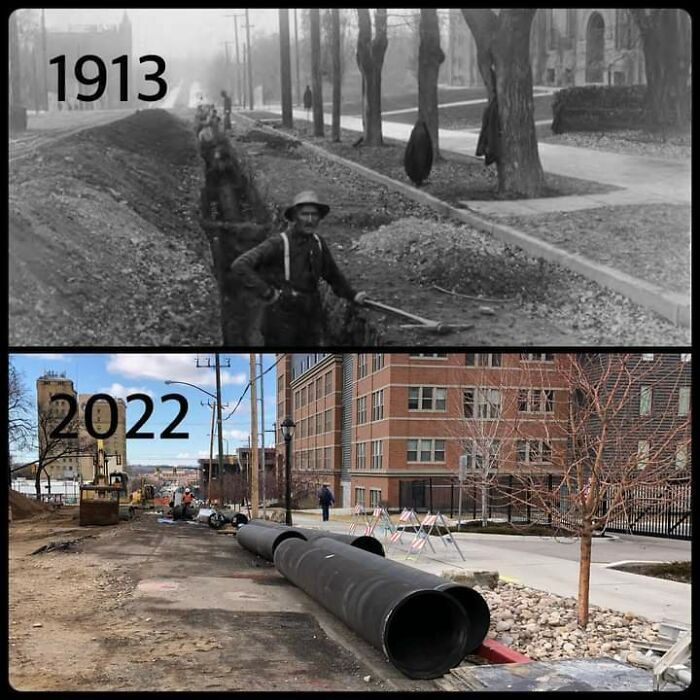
[477,639,533,664]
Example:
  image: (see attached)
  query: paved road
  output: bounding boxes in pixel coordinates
[292,512,692,627]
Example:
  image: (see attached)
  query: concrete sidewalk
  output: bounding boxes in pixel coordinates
[258,106,691,212]
[291,513,691,628]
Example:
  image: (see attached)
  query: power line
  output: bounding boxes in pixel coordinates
[223,356,283,422]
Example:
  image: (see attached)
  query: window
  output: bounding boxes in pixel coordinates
[358,354,368,379]
[325,372,332,395]
[315,448,322,469]
[356,442,366,470]
[316,378,322,400]
[277,376,283,394]
[372,353,384,372]
[465,353,502,367]
[301,386,307,406]
[371,389,384,421]
[463,389,474,417]
[357,396,367,424]
[675,444,688,471]
[324,408,332,433]
[641,353,655,361]
[406,439,445,463]
[294,391,300,409]
[678,387,690,416]
[517,440,552,464]
[462,439,501,471]
[371,440,383,470]
[518,388,555,413]
[409,353,447,358]
[369,488,382,508]
[408,386,447,411]
[637,440,650,470]
[315,413,322,435]
[640,386,652,416]
[520,353,554,362]
[354,487,366,507]
[477,389,502,419]
[324,446,332,469]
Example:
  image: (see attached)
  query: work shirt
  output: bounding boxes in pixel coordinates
[230,229,357,302]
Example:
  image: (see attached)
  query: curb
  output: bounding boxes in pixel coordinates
[477,639,533,664]
[233,113,689,329]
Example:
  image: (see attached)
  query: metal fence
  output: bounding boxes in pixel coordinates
[398,475,691,540]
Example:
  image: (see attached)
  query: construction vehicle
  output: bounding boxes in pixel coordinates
[110,471,136,520]
[130,477,156,510]
[79,440,122,526]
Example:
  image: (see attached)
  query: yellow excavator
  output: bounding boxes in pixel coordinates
[79,440,123,526]
[130,477,156,510]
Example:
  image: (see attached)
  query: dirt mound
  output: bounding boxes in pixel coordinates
[10,490,55,521]
[9,109,220,345]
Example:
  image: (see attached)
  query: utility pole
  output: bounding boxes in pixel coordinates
[204,400,216,504]
[258,354,266,519]
[227,13,245,107]
[294,8,301,105]
[41,9,48,111]
[245,9,254,110]
[279,8,293,127]
[249,354,259,518]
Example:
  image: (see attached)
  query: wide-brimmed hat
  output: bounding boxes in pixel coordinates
[284,190,330,221]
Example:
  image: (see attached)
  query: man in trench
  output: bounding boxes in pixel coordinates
[229,190,367,346]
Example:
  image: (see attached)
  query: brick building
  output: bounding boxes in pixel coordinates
[276,353,573,510]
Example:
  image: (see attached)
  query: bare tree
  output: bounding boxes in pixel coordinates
[356,8,388,146]
[418,8,445,159]
[279,9,293,128]
[9,362,32,456]
[629,9,691,133]
[460,9,545,197]
[310,8,324,137]
[331,8,342,142]
[496,353,691,627]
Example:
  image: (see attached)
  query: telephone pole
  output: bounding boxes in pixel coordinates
[258,354,266,518]
[249,354,259,518]
[245,9,254,110]
[226,13,245,107]
[294,8,301,106]
[41,9,48,111]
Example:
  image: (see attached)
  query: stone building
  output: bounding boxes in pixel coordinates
[447,9,644,88]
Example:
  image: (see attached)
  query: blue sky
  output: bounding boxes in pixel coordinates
[10,353,279,469]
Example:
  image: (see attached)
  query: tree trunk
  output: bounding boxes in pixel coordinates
[577,524,593,627]
[356,9,388,146]
[35,461,43,500]
[630,9,691,133]
[279,9,293,128]
[331,8,341,142]
[418,8,445,159]
[310,9,324,137]
[462,9,545,197]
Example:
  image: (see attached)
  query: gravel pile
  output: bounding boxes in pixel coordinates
[540,130,691,160]
[476,581,661,663]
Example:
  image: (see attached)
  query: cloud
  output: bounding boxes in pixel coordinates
[222,429,250,442]
[106,354,247,388]
[99,383,155,401]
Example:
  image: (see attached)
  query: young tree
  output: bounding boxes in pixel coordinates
[497,353,692,627]
[629,9,691,133]
[418,8,445,159]
[279,9,293,128]
[460,9,545,197]
[356,8,388,146]
[8,362,32,456]
[310,8,325,137]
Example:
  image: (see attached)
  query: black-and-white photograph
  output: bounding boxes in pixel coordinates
[8,8,691,346]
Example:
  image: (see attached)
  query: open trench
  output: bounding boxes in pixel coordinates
[195,118,380,347]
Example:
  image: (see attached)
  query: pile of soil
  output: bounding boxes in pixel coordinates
[9,109,220,346]
[10,490,55,521]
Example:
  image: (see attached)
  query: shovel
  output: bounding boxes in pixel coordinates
[363,298,474,335]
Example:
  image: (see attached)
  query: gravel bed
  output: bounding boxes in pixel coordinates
[476,580,664,664]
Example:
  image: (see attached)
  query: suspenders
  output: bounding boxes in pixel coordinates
[280,231,322,283]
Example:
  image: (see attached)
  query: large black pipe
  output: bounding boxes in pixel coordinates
[274,536,469,679]
[245,519,385,557]
[236,521,305,561]
[311,537,490,656]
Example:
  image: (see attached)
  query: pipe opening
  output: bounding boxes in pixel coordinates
[384,590,468,679]
[440,585,491,654]
[271,530,307,555]
[344,535,385,557]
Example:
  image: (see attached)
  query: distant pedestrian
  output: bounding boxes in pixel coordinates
[303,84,313,126]
[318,483,335,522]
[229,190,367,346]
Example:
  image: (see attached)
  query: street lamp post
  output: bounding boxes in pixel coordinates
[280,417,296,526]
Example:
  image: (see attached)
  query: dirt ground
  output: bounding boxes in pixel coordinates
[8,504,434,692]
